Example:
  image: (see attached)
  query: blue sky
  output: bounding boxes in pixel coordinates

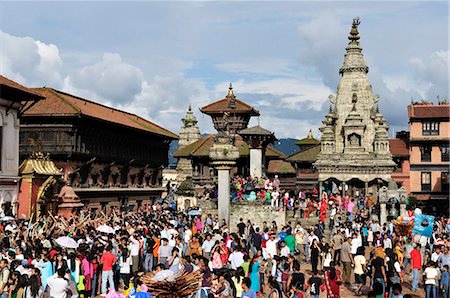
[0,1,448,138]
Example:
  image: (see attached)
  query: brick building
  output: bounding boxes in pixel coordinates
[408,102,449,213]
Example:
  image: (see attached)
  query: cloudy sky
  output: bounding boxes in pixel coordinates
[0,1,448,139]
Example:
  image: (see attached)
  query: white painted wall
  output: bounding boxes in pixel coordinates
[0,104,21,213]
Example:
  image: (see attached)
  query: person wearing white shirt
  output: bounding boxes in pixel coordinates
[119,247,133,288]
[201,234,215,259]
[47,269,70,298]
[271,191,280,208]
[351,233,362,255]
[383,234,392,250]
[183,226,192,254]
[431,248,441,263]
[128,235,140,274]
[228,248,244,270]
[308,231,319,247]
[280,241,290,257]
[266,235,279,259]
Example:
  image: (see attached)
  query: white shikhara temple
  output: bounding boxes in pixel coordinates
[314,18,396,196]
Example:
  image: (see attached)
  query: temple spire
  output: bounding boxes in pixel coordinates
[227,83,236,109]
[227,83,234,98]
[348,17,361,44]
[339,17,368,75]
[307,129,313,139]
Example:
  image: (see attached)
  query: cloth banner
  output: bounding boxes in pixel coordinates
[412,213,434,238]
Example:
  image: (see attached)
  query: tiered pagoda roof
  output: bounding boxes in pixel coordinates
[200,84,259,116]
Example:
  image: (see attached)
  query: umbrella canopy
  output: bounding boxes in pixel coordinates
[96,224,115,234]
[55,236,78,249]
[0,216,15,221]
[188,210,200,216]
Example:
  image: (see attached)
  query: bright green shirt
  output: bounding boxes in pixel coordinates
[241,262,250,276]
[284,235,296,252]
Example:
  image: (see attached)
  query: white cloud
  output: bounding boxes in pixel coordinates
[67,53,144,105]
[216,78,332,111]
[0,31,63,87]
[410,50,449,100]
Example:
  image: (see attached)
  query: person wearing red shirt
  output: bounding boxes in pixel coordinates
[100,246,116,295]
[410,244,422,291]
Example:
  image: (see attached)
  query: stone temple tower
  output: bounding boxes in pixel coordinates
[314,17,395,196]
[176,105,201,183]
[179,105,201,147]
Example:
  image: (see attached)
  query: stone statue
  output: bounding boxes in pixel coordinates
[349,134,360,146]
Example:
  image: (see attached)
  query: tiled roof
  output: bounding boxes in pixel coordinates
[239,125,274,136]
[286,144,321,162]
[267,160,296,174]
[295,137,320,146]
[408,104,450,119]
[0,75,44,101]
[389,139,409,157]
[173,134,285,158]
[200,97,259,115]
[25,88,178,139]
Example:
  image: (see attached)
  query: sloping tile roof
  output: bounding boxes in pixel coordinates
[25,88,178,139]
[286,144,321,162]
[408,104,450,119]
[239,125,274,136]
[0,75,44,101]
[295,137,320,145]
[389,139,409,157]
[200,97,259,115]
[173,134,285,158]
[267,160,296,174]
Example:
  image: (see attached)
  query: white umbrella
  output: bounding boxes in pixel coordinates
[0,216,15,221]
[55,236,79,249]
[96,224,115,234]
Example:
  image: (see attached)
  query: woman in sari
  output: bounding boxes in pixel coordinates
[324,262,342,298]
[249,257,261,294]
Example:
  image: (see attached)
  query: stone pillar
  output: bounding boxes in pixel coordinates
[380,203,387,225]
[341,182,346,197]
[217,166,231,224]
[209,139,239,226]
[319,181,323,199]
[249,148,263,178]
[365,181,369,196]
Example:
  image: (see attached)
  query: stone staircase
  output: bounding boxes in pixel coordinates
[286,209,333,239]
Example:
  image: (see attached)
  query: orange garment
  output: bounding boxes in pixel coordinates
[186,240,201,256]
[153,238,160,257]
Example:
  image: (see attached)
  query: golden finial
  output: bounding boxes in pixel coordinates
[307,129,313,139]
[227,83,234,98]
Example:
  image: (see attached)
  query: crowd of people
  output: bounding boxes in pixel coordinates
[0,184,449,298]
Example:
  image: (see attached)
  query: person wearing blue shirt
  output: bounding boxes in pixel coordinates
[441,265,449,298]
[438,248,450,270]
[241,277,257,298]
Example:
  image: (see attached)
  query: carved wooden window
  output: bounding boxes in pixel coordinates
[422,121,439,136]
[421,172,431,192]
[420,145,432,162]
[441,144,450,162]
